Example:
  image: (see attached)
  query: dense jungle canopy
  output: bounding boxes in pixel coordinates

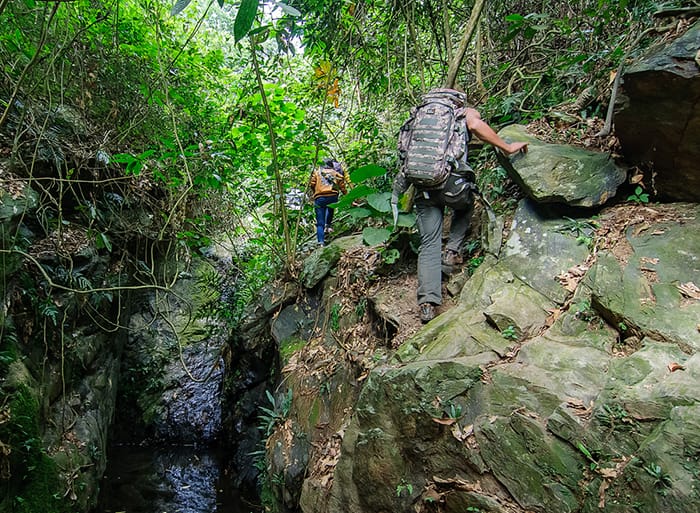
[0,0,675,307]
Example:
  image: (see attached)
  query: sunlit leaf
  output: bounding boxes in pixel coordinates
[367,192,391,213]
[234,0,260,43]
[170,0,192,16]
[331,184,376,208]
[111,153,136,164]
[349,164,387,183]
[275,1,301,17]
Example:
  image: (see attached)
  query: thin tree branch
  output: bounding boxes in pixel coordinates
[0,2,60,127]
[445,0,486,89]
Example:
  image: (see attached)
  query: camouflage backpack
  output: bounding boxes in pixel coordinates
[398,88,469,189]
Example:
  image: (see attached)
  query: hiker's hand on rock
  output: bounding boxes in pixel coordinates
[507,142,528,155]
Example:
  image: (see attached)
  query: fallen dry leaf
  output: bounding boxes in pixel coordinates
[678,282,700,300]
[668,362,685,372]
[450,423,473,442]
[544,308,562,328]
[598,467,620,479]
[432,417,457,426]
[629,173,644,185]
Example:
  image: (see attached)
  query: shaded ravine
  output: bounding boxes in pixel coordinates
[94,305,269,513]
[95,445,251,513]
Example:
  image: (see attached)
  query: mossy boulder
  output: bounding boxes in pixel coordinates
[496,124,627,207]
[309,201,700,513]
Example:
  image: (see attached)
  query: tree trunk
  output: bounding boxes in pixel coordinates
[445,0,487,89]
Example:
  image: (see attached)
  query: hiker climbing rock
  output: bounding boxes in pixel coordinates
[391,88,528,323]
[308,157,347,246]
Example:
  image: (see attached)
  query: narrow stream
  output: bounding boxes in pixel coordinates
[95,444,259,513]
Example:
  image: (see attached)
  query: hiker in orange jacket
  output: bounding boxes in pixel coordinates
[308,158,347,246]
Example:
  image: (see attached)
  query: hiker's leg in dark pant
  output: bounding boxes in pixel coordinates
[325,196,337,228]
[415,202,443,306]
[314,201,326,243]
[446,198,474,254]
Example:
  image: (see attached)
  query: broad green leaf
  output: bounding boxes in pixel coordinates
[96,232,113,252]
[111,153,136,164]
[350,164,387,184]
[249,25,272,39]
[363,227,391,247]
[170,0,192,16]
[126,161,143,176]
[505,13,524,23]
[367,192,391,213]
[397,212,416,228]
[347,207,373,219]
[331,185,376,208]
[234,0,260,43]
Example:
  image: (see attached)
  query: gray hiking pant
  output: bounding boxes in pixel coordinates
[415,192,474,306]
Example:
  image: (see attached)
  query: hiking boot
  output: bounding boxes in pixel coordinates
[419,303,436,324]
[443,250,463,266]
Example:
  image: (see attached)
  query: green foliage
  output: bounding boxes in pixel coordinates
[355,298,367,319]
[501,325,518,340]
[644,462,672,490]
[0,386,71,513]
[234,0,261,42]
[257,388,293,437]
[444,402,463,420]
[576,442,598,471]
[334,164,414,247]
[573,299,596,321]
[329,303,341,332]
[596,403,634,431]
[395,479,413,497]
[557,216,599,247]
[467,256,485,275]
[627,186,650,204]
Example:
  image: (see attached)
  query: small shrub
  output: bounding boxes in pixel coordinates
[627,186,650,204]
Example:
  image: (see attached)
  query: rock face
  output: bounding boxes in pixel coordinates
[292,202,700,513]
[496,124,627,207]
[119,264,226,444]
[0,180,125,513]
[615,21,700,202]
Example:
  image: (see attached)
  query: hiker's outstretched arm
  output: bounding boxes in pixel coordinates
[465,108,528,155]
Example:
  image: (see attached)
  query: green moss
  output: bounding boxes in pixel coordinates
[308,397,321,427]
[279,337,306,364]
[0,386,71,513]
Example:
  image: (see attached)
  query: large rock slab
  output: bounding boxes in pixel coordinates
[500,199,591,304]
[586,203,700,351]
[497,124,627,207]
[615,21,700,202]
[313,202,700,513]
